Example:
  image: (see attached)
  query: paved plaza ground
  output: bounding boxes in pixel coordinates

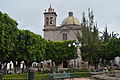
[65,77,91,80]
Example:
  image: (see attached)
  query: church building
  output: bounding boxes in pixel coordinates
[43,6,82,41]
[43,6,84,69]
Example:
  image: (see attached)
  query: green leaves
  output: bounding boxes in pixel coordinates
[0,11,18,63]
[77,9,100,65]
[100,38,120,61]
[77,9,120,66]
[0,11,46,64]
[45,40,76,66]
[16,30,46,63]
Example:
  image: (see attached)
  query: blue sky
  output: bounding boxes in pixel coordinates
[0,0,120,37]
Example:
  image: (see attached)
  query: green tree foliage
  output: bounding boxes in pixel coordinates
[0,11,76,71]
[76,9,100,66]
[16,30,46,66]
[1,9,120,71]
[77,9,120,67]
[99,38,120,65]
[101,27,110,42]
[0,11,18,63]
[0,11,47,70]
[99,27,119,65]
[45,40,76,70]
[101,27,119,43]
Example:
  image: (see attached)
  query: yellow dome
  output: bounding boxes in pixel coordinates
[62,12,80,25]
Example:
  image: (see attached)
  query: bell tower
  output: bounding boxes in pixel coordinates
[43,6,57,30]
[43,6,57,41]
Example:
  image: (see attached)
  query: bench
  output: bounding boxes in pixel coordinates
[51,72,74,80]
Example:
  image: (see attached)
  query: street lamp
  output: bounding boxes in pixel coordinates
[68,42,81,72]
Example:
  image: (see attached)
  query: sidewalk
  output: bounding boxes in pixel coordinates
[65,77,91,80]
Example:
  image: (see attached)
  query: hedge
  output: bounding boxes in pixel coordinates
[2,72,91,80]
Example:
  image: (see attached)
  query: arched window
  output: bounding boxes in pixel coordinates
[50,17,53,24]
[63,33,67,40]
[46,17,49,25]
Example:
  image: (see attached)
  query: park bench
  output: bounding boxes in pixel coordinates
[51,72,74,80]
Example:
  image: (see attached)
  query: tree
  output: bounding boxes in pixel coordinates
[76,9,100,67]
[101,27,110,42]
[16,30,46,68]
[0,11,19,72]
[99,38,120,65]
[0,11,47,72]
[45,40,76,70]
[0,12,18,62]
[99,27,119,66]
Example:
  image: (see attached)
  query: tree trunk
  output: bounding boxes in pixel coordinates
[25,61,32,71]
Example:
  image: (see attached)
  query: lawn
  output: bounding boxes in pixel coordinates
[2,71,91,80]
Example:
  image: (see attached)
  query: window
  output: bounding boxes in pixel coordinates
[63,33,67,40]
[46,17,49,25]
[50,17,53,24]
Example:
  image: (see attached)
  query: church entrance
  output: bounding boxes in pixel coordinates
[63,61,68,68]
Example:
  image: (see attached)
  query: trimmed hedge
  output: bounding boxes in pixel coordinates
[35,74,51,80]
[3,73,27,80]
[2,72,51,80]
[34,72,51,80]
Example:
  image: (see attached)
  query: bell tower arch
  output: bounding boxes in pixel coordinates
[44,6,57,29]
[43,6,57,41]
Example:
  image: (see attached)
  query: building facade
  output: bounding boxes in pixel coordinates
[43,6,83,69]
[43,6,82,41]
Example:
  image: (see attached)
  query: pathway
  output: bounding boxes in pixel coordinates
[65,77,91,80]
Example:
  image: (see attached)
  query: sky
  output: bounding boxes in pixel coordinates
[0,0,120,37]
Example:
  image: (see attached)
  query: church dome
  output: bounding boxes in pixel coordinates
[62,12,80,25]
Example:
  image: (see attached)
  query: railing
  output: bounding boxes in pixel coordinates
[50,72,74,80]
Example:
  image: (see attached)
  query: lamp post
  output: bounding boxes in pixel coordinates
[68,42,81,72]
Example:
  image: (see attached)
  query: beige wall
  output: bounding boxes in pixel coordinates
[44,30,55,41]
[44,25,82,41]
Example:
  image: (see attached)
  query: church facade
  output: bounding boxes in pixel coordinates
[43,6,85,69]
[43,6,82,41]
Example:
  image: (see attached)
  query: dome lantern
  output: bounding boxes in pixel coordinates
[69,12,73,17]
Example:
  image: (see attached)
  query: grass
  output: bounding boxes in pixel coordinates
[2,71,91,80]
